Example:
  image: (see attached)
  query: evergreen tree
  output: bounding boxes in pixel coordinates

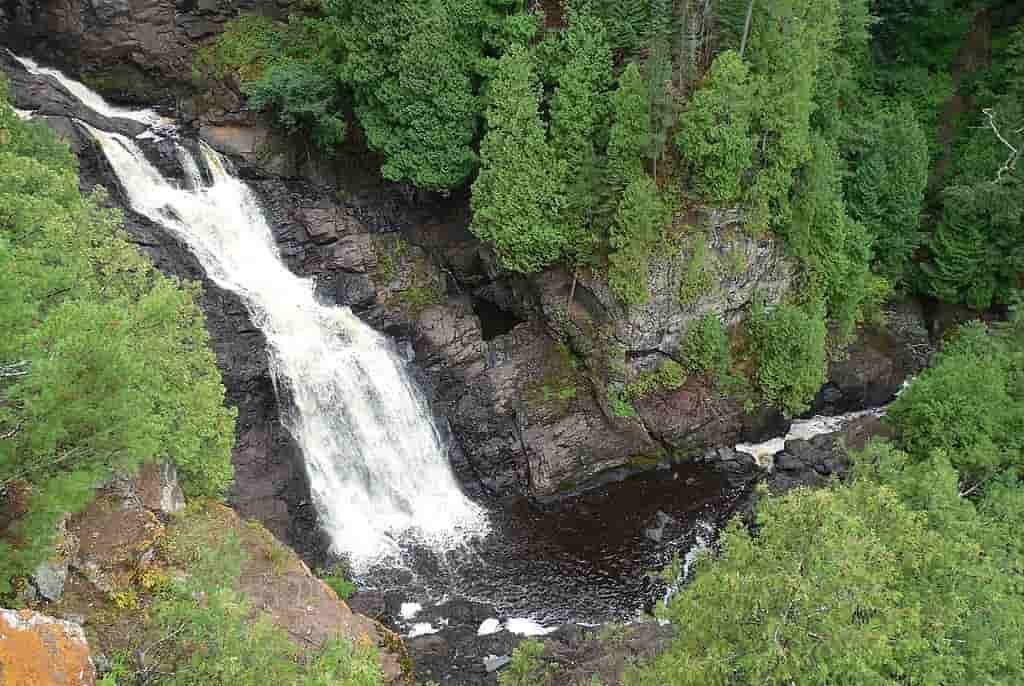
[844,104,929,283]
[605,63,650,200]
[674,49,755,203]
[0,86,235,592]
[549,4,614,264]
[744,0,841,231]
[608,174,667,304]
[645,38,674,177]
[470,45,568,272]
[788,134,876,348]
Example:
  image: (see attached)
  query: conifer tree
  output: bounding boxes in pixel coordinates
[470,45,568,273]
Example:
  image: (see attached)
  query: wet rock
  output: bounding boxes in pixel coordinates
[643,510,682,543]
[0,608,96,686]
[328,234,378,273]
[767,415,893,495]
[814,300,932,414]
[0,51,146,137]
[696,447,761,490]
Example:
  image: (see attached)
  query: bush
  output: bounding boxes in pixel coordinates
[682,314,731,381]
[0,88,235,594]
[747,301,827,416]
[245,61,347,153]
[886,321,1024,485]
[623,359,686,400]
[499,640,553,686]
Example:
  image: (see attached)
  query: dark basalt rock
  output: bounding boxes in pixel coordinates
[767,414,894,496]
[0,50,147,137]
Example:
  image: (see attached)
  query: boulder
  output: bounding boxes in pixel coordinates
[0,609,96,686]
[133,460,186,515]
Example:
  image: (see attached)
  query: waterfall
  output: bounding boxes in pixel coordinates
[83,125,485,565]
[9,51,163,127]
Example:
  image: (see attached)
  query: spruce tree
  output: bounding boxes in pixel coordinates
[470,45,568,273]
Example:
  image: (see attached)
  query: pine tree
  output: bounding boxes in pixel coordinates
[608,174,667,305]
[549,4,614,264]
[470,45,569,273]
[646,38,674,177]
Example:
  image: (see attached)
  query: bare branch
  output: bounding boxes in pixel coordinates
[983,107,1020,183]
[0,361,30,379]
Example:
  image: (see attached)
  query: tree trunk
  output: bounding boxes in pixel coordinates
[740,0,755,58]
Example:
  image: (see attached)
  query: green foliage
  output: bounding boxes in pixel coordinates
[244,61,347,153]
[470,45,567,272]
[320,569,357,600]
[623,359,686,400]
[548,5,613,263]
[844,104,930,282]
[744,0,841,231]
[0,88,235,594]
[924,177,1023,309]
[787,134,876,349]
[677,237,714,305]
[499,639,553,686]
[675,51,755,203]
[607,385,639,418]
[747,301,827,416]
[193,15,282,80]
[605,63,650,198]
[682,314,731,381]
[631,468,1024,685]
[156,506,383,686]
[608,174,667,304]
[645,38,674,176]
[886,320,1024,487]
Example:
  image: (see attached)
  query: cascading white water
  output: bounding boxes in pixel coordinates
[85,125,486,565]
[9,52,163,127]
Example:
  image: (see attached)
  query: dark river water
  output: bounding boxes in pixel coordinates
[352,461,747,628]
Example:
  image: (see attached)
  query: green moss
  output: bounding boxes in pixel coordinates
[678,237,716,305]
[628,449,667,468]
[525,342,581,413]
[391,284,443,316]
[623,359,687,400]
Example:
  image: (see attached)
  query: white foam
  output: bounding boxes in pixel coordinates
[506,618,557,636]
[736,407,886,467]
[408,622,440,638]
[400,603,423,620]
[477,618,502,636]
[13,108,35,120]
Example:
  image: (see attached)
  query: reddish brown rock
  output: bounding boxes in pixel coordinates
[0,609,96,686]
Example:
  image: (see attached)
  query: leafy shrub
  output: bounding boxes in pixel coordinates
[886,321,1024,485]
[747,301,827,416]
[321,570,356,600]
[499,639,553,686]
[624,359,686,400]
[245,61,347,153]
[682,314,731,381]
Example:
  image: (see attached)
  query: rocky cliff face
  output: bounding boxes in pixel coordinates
[0,0,293,106]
